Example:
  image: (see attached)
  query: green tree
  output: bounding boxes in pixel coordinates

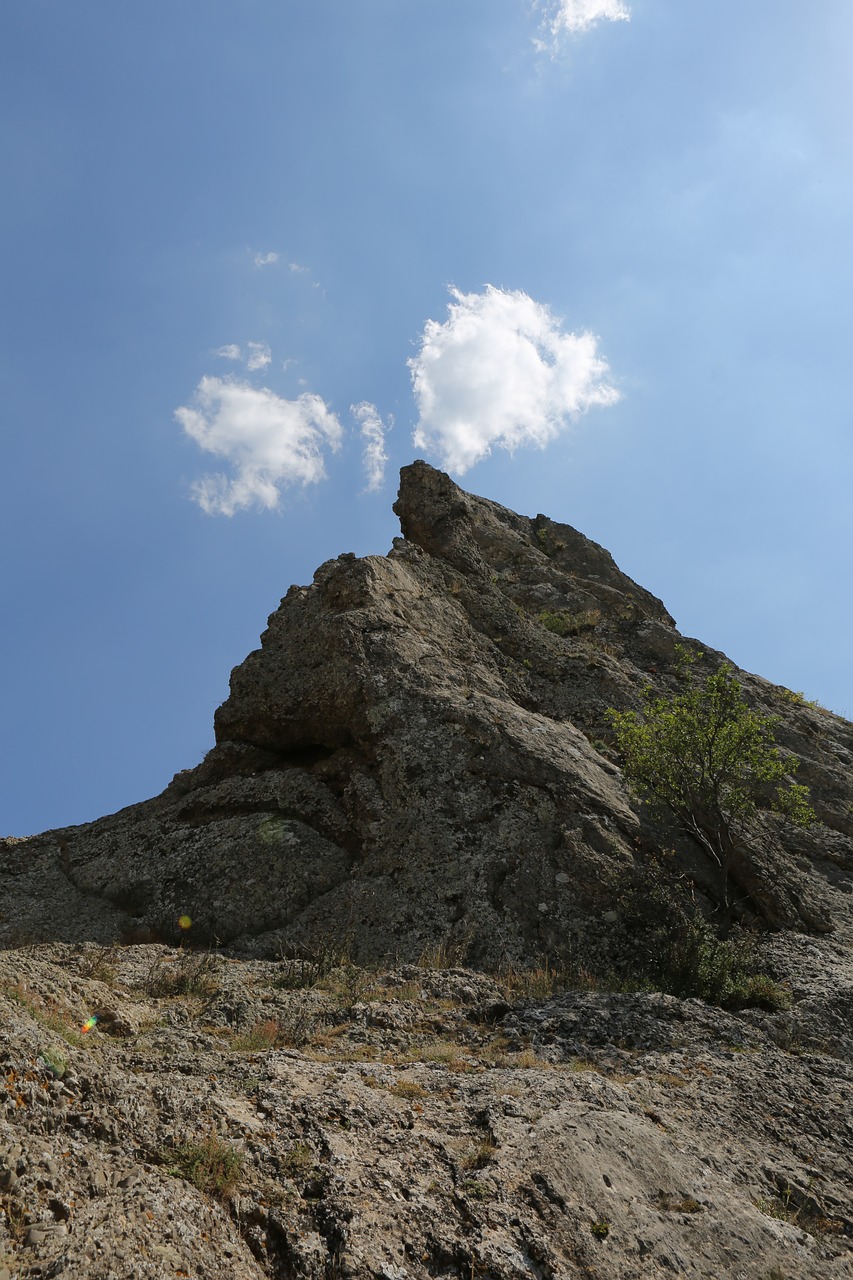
[607,659,814,926]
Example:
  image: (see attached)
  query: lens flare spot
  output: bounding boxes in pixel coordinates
[178,915,192,931]
[81,1016,98,1035]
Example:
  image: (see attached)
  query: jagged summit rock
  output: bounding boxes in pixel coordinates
[2,462,851,966]
[393,459,674,623]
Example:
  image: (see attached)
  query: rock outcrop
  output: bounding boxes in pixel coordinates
[3,462,850,964]
[1,461,852,1279]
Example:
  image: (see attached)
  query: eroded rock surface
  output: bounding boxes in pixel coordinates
[1,461,852,1278]
[1,945,851,1280]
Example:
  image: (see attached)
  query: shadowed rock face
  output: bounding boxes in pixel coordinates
[2,462,851,967]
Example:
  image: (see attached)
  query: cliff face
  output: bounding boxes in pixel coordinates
[2,463,853,1280]
[3,461,849,964]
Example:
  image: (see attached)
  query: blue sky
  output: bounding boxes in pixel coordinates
[2,1,851,836]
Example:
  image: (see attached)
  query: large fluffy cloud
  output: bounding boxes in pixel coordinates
[409,286,619,473]
[546,0,630,36]
[175,376,342,515]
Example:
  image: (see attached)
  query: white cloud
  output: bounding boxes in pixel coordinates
[212,342,272,370]
[351,401,391,492]
[250,251,312,277]
[175,376,342,516]
[543,0,630,37]
[246,341,272,371]
[409,285,619,474]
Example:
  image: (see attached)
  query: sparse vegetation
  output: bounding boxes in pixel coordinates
[608,655,814,926]
[280,1142,316,1182]
[567,1057,600,1074]
[534,525,566,557]
[237,1001,317,1049]
[538,607,601,637]
[656,1190,703,1213]
[0,1194,27,1243]
[753,1182,846,1238]
[164,1134,244,1200]
[777,687,830,714]
[371,978,423,1003]
[510,1047,547,1069]
[75,943,120,984]
[614,862,791,1009]
[145,949,220,999]
[387,1078,427,1099]
[233,1018,282,1051]
[410,1039,476,1072]
[38,1046,68,1078]
[417,935,472,969]
[500,960,572,1001]
[2,981,82,1046]
[461,1178,491,1200]
[462,1139,497,1170]
[274,957,320,990]
[277,932,354,983]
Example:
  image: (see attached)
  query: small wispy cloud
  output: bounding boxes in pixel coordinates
[245,341,272,372]
[351,401,392,492]
[253,251,279,267]
[175,376,342,516]
[288,261,310,275]
[541,0,630,40]
[409,285,619,474]
[213,342,272,371]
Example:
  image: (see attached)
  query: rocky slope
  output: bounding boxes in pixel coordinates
[1,461,851,1279]
[1,943,852,1280]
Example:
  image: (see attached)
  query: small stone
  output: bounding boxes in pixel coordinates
[118,1166,144,1190]
[25,1223,58,1247]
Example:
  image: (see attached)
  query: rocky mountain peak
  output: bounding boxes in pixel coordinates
[2,463,852,1279]
[3,461,849,968]
[393,459,674,626]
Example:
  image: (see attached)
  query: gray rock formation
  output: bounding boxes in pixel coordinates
[1,461,852,1279]
[3,461,850,963]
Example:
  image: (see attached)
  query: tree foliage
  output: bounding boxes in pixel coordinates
[607,657,814,921]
